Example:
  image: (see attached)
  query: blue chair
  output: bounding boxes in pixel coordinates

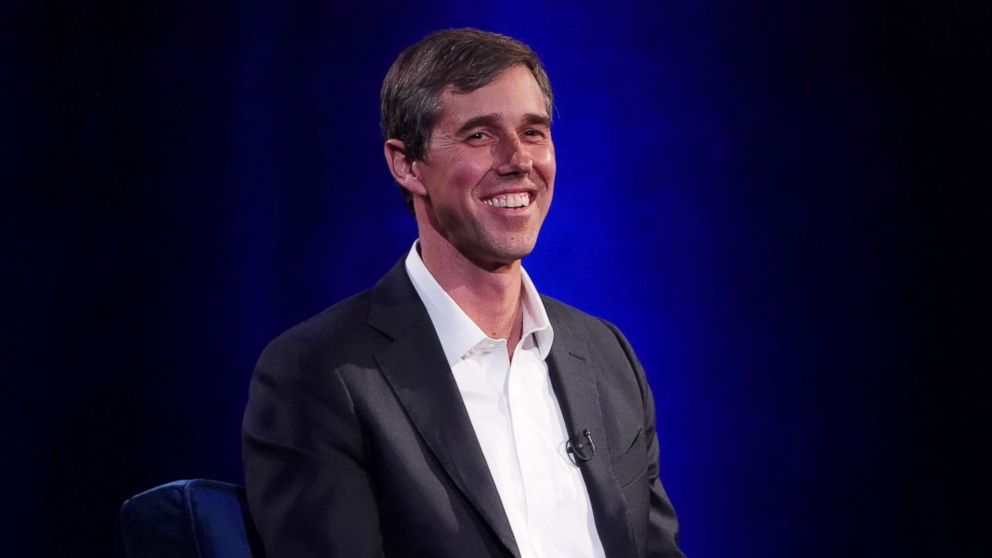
[121,479,264,558]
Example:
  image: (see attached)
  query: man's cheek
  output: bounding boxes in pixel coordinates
[451,165,489,194]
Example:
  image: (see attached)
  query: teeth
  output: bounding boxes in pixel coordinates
[483,193,530,208]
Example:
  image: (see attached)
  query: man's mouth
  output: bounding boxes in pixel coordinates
[481,192,532,209]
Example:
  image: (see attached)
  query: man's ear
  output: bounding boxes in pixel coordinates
[384,139,427,197]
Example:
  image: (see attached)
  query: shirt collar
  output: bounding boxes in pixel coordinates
[404,240,554,366]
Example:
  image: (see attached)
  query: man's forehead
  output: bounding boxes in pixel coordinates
[435,69,549,127]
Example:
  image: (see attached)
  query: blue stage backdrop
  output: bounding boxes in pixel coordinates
[6,1,989,557]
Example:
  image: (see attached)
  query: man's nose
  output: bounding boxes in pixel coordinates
[494,135,533,176]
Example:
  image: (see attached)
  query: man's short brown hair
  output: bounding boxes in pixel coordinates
[380,28,554,209]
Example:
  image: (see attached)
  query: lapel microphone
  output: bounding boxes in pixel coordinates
[565,429,595,466]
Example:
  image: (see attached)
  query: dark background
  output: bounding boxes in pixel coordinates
[5,1,989,556]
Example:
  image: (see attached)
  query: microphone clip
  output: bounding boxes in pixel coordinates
[566,429,595,466]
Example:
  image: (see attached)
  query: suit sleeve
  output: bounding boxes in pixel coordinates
[603,320,686,558]
[242,334,384,558]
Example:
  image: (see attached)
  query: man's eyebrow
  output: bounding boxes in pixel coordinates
[521,113,552,128]
[455,113,552,135]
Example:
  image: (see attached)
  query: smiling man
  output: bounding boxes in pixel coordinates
[243,29,684,558]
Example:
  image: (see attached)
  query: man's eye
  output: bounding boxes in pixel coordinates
[468,132,486,140]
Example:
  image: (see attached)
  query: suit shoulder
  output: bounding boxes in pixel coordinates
[257,288,383,373]
[284,288,374,340]
[540,295,621,340]
[541,295,643,381]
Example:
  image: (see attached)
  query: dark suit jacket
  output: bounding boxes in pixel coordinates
[242,260,684,557]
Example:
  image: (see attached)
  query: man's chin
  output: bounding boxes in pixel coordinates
[471,243,538,271]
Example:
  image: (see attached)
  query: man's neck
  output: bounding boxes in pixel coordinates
[418,236,524,357]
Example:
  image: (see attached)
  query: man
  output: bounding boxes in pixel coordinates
[243,29,684,558]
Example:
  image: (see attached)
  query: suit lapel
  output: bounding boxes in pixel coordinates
[368,261,520,558]
[545,302,639,558]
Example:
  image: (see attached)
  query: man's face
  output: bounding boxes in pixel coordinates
[412,64,555,269]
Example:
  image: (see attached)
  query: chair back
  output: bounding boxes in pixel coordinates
[121,479,263,558]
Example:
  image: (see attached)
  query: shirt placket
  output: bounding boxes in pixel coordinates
[475,341,539,558]
[509,345,560,558]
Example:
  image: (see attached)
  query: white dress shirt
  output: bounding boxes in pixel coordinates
[405,242,606,558]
